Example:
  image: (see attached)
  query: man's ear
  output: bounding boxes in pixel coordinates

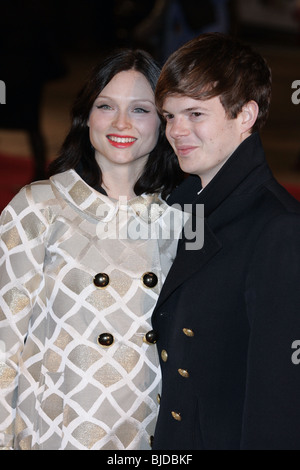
[240,100,259,134]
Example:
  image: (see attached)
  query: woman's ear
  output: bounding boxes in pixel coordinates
[240,100,259,134]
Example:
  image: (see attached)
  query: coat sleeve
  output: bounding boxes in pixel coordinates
[0,187,47,449]
[242,212,300,449]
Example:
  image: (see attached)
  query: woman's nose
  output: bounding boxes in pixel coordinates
[112,111,132,130]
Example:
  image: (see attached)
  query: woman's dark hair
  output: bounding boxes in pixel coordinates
[156,33,272,133]
[48,49,183,199]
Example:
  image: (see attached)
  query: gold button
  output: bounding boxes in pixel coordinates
[157,393,161,404]
[183,328,194,337]
[178,368,189,378]
[161,349,168,362]
[171,411,182,422]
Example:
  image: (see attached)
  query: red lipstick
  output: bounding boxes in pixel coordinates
[107,134,137,148]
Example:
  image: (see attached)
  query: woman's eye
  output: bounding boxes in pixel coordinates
[96,104,112,110]
[133,107,150,113]
[164,114,174,122]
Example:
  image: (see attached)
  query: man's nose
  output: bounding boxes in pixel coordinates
[168,116,190,139]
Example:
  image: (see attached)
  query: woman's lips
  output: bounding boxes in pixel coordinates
[107,134,137,148]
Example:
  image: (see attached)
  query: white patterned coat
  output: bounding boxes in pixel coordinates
[0,170,186,450]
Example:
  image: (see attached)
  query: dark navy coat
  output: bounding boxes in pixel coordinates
[152,133,300,450]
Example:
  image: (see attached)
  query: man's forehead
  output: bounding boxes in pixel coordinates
[162,94,221,112]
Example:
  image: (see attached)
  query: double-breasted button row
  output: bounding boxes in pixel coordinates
[97,330,158,347]
[93,272,158,289]
[160,328,194,364]
[167,327,195,423]
[178,327,194,377]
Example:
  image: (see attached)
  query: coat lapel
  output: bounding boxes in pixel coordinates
[168,132,270,218]
[153,219,222,313]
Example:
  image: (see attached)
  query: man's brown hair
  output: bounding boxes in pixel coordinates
[155,33,272,133]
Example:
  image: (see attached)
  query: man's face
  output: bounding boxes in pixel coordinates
[162,95,247,188]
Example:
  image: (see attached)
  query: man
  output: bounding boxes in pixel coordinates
[151,33,300,450]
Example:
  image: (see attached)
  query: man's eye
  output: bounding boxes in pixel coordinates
[164,114,174,121]
[191,112,203,118]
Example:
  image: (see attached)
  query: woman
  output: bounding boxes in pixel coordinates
[0,49,184,450]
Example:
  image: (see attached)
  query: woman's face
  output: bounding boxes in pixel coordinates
[88,70,160,170]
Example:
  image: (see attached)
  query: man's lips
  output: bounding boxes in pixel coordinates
[107,134,137,148]
[175,145,198,157]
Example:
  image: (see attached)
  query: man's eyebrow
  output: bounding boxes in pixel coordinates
[162,106,209,114]
[185,106,207,112]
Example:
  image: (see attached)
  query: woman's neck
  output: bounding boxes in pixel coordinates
[101,177,135,200]
[98,158,146,200]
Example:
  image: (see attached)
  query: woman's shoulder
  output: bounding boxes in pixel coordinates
[9,179,58,208]
[0,177,66,227]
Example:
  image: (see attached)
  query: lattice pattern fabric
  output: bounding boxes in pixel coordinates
[0,170,186,450]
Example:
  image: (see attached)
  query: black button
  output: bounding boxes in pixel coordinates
[142,272,158,288]
[94,273,109,288]
[143,330,159,344]
[97,333,114,347]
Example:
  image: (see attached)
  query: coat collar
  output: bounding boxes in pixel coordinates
[50,169,169,223]
[168,132,272,217]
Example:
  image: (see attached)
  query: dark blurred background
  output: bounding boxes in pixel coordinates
[0,0,300,208]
